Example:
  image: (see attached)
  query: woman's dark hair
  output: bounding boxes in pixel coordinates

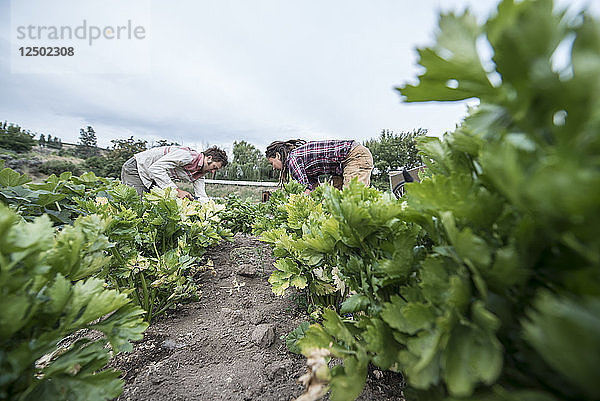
[203,146,228,167]
[265,139,306,186]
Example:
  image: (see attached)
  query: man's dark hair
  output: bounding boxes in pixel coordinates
[203,146,228,167]
[265,139,306,186]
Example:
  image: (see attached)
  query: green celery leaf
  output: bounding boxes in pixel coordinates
[340,294,370,314]
[66,279,131,330]
[298,324,334,355]
[405,331,443,390]
[290,275,308,289]
[285,321,310,354]
[442,325,502,397]
[363,318,402,369]
[523,291,600,398]
[399,11,494,102]
[321,308,358,348]
[381,296,435,335]
[329,356,368,401]
[0,167,31,187]
[268,270,291,296]
[90,303,148,353]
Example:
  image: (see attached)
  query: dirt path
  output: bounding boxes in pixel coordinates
[112,235,404,401]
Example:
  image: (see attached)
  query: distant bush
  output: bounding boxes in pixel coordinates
[84,155,118,178]
[57,148,79,158]
[38,160,84,176]
[0,147,18,156]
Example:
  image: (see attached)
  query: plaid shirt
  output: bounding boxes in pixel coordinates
[287,140,356,189]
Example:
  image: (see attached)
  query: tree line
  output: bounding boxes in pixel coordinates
[0,121,37,152]
[1,120,426,189]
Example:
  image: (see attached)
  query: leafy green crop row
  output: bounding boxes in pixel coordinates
[0,204,148,401]
[218,194,269,235]
[78,186,233,321]
[0,162,234,322]
[1,163,235,400]
[0,160,113,225]
[260,189,349,314]
[261,1,600,400]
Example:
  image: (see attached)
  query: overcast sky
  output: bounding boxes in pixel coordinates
[1,0,597,152]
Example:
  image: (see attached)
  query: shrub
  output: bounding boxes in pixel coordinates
[38,160,84,176]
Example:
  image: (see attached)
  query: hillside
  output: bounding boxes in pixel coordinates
[0,144,88,182]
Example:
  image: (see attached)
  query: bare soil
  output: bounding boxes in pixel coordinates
[111,234,404,401]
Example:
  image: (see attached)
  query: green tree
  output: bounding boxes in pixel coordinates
[215,140,276,181]
[43,134,63,150]
[38,133,46,147]
[153,139,180,147]
[48,136,62,149]
[77,126,99,158]
[364,128,426,189]
[232,140,261,165]
[110,136,147,159]
[0,121,36,153]
[85,136,147,178]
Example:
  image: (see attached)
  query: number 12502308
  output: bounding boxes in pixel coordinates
[19,47,75,56]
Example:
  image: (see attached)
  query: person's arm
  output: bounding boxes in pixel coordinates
[287,154,312,189]
[147,148,194,192]
[192,178,210,203]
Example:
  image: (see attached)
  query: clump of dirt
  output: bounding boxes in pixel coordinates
[111,234,404,401]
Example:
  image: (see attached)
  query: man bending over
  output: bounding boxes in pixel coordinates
[121,145,228,202]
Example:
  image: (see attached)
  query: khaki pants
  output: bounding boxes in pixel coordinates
[121,157,150,197]
[331,144,374,189]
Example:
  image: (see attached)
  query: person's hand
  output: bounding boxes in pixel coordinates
[303,188,311,195]
[176,188,194,200]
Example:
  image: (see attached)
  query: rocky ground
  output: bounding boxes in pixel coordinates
[110,234,405,401]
